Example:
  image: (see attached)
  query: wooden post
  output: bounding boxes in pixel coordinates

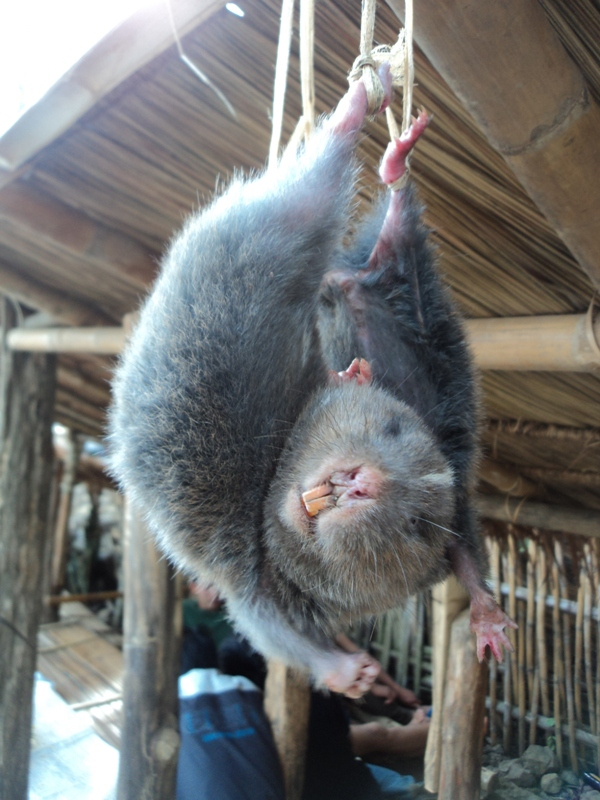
[117,498,181,800]
[0,296,56,800]
[424,576,470,794]
[264,660,311,800]
[50,431,81,595]
[438,609,489,800]
[40,456,62,624]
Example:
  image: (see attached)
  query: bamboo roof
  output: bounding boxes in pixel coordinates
[0,0,598,516]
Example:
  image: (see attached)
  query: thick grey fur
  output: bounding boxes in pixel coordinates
[109,109,484,684]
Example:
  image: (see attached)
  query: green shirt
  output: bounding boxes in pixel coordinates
[182,598,235,648]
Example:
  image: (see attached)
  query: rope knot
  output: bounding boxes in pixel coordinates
[348,55,385,116]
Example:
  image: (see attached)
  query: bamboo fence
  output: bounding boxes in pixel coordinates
[363,523,600,770]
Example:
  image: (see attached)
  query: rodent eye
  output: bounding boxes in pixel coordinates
[384,417,401,437]
[409,517,418,527]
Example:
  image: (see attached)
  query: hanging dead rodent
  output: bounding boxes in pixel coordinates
[109,65,515,697]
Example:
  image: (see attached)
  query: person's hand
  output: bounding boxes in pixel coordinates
[371,672,420,707]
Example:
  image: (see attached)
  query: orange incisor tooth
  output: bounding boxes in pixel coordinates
[302,483,332,517]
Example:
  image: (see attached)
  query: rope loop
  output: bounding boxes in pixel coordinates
[348,57,386,116]
[348,54,376,81]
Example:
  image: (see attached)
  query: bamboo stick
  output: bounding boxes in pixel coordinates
[592,541,600,771]
[551,552,563,766]
[555,540,579,773]
[575,579,584,729]
[508,531,518,696]
[489,537,501,746]
[517,538,527,754]
[502,546,512,753]
[583,545,596,737]
[529,669,540,747]
[576,571,587,762]
[537,544,550,725]
[526,539,536,701]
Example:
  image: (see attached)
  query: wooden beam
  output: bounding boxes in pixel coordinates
[477,494,600,538]
[57,365,112,408]
[117,499,180,800]
[8,313,600,372]
[0,298,56,800]
[0,0,226,185]
[479,458,537,497]
[0,184,157,288]
[54,406,104,437]
[0,269,113,326]
[387,0,600,289]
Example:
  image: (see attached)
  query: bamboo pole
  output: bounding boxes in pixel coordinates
[7,314,600,373]
[467,313,600,372]
[8,326,127,354]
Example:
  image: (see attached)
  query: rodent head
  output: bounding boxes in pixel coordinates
[264,382,456,617]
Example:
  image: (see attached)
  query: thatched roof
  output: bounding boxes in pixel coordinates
[0,0,598,516]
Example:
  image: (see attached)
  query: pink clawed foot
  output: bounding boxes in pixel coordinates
[329,357,373,386]
[322,651,380,698]
[471,603,518,663]
[379,108,430,186]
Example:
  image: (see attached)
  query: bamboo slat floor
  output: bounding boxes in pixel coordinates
[36,603,123,750]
